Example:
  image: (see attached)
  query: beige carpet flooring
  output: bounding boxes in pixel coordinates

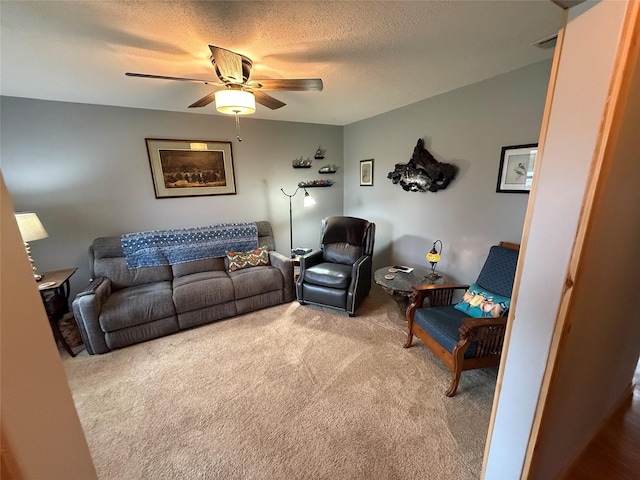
[62,285,497,480]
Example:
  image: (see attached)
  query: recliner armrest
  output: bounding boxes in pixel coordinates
[72,277,112,354]
[346,254,372,315]
[299,249,323,271]
[75,276,110,297]
[268,250,292,270]
[268,251,295,302]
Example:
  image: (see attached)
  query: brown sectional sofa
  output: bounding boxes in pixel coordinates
[72,221,294,354]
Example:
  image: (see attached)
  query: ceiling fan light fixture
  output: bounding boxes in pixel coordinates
[215,89,256,115]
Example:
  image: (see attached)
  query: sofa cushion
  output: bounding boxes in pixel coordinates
[171,257,226,278]
[414,305,478,358]
[93,257,172,291]
[177,302,238,330]
[172,271,235,313]
[229,265,283,299]
[99,281,176,332]
[92,236,126,258]
[105,316,179,350]
[256,220,276,251]
[92,237,173,290]
[454,282,510,318]
[227,246,270,271]
[303,262,352,289]
[236,290,284,314]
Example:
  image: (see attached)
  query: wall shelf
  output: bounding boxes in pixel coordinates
[298,180,334,188]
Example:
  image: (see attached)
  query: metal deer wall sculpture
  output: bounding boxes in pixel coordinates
[387,139,457,192]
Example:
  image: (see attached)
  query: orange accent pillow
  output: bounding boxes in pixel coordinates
[226,246,270,272]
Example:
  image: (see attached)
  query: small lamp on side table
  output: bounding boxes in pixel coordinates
[15,212,49,281]
[425,239,443,281]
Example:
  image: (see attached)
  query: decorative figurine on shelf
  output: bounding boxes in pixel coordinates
[292,157,313,168]
[314,146,325,159]
[425,239,443,280]
[298,179,334,187]
[318,164,337,173]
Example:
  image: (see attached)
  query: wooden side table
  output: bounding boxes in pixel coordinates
[38,268,78,357]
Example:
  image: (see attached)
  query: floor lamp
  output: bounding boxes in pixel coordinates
[280,187,316,257]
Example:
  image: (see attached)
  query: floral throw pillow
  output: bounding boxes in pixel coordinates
[454,282,511,318]
[226,246,270,272]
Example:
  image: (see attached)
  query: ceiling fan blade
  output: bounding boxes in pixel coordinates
[253,91,286,110]
[125,72,223,86]
[209,45,244,83]
[188,91,218,108]
[247,78,323,91]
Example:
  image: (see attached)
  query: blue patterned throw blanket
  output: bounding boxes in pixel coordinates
[121,222,258,269]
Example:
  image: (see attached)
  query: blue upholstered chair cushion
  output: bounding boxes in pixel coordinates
[475,245,519,298]
[414,305,477,358]
[454,282,510,318]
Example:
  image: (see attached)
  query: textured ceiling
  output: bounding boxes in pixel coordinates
[0,1,563,126]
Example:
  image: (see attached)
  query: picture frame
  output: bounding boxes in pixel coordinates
[145,138,236,198]
[360,159,374,186]
[496,143,538,193]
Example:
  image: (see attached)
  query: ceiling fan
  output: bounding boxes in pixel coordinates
[125,45,323,114]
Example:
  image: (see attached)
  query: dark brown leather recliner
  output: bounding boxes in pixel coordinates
[296,216,375,316]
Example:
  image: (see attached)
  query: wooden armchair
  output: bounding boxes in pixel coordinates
[404,242,519,396]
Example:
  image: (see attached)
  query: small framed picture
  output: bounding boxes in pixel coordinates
[360,159,374,186]
[145,138,236,198]
[496,144,538,193]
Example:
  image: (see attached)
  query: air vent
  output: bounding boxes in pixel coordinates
[531,33,558,49]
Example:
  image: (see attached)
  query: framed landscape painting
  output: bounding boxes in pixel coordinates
[145,138,236,198]
[496,143,537,193]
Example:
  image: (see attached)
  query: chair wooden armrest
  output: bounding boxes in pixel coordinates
[456,316,508,359]
[406,283,469,322]
[460,316,507,331]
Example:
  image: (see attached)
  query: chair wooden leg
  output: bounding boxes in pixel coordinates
[445,370,461,397]
[403,332,413,348]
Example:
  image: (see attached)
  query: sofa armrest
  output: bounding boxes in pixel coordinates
[71,277,112,354]
[268,251,295,302]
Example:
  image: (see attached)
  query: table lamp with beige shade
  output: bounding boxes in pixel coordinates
[14,212,49,281]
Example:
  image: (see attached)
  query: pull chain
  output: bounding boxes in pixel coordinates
[234,112,242,142]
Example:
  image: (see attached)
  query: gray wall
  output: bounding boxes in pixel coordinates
[1,59,550,297]
[0,99,343,295]
[344,60,551,283]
